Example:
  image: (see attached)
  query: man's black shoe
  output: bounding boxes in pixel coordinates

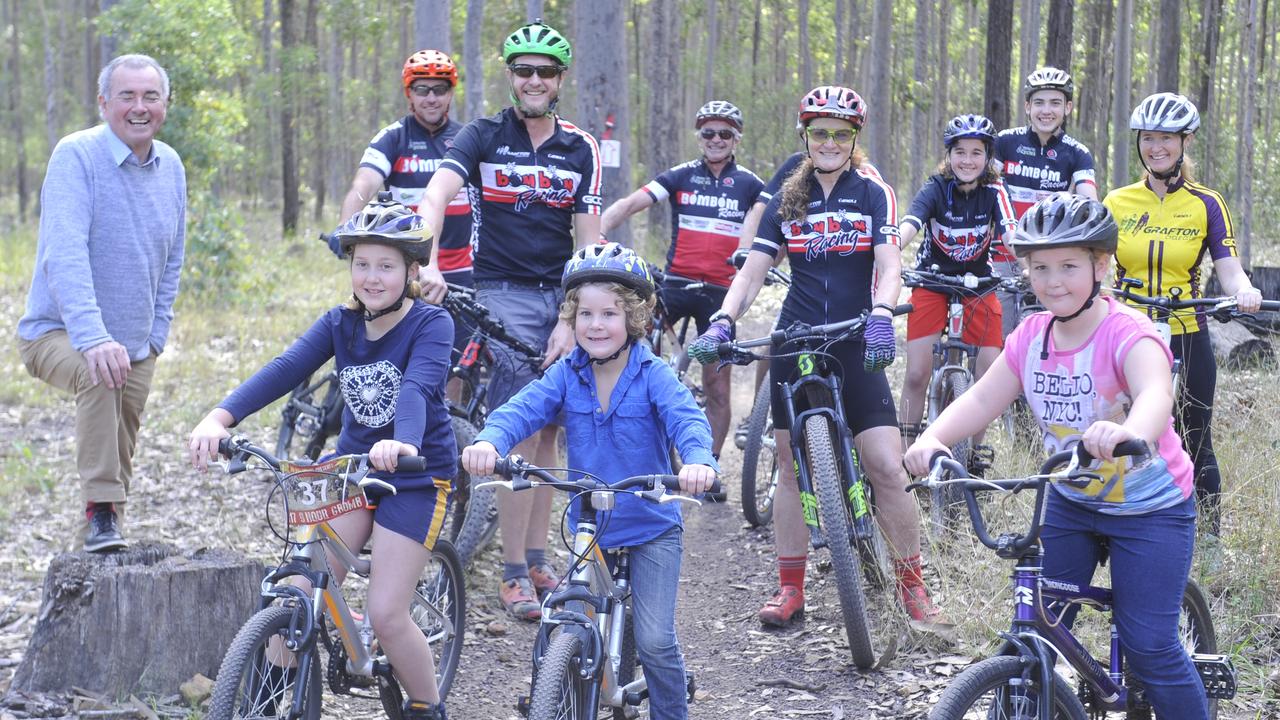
[85,503,127,553]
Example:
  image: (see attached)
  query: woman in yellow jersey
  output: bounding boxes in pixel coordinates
[1103,93,1262,536]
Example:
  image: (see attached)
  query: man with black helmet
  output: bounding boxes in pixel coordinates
[416,19,602,621]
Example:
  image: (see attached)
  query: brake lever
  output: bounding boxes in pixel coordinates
[358,476,398,495]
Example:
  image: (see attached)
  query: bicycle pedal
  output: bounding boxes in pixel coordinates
[1192,653,1238,699]
[516,695,531,717]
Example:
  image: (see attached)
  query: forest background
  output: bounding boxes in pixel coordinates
[0,0,1277,277]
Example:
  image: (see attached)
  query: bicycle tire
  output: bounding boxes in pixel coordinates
[1181,580,1220,720]
[377,539,467,718]
[927,371,971,537]
[928,655,1086,720]
[804,414,877,669]
[529,632,590,720]
[208,605,322,720]
[740,379,778,527]
[276,371,344,461]
[446,416,497,567]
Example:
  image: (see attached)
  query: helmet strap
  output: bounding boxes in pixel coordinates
[358,267,413,322]
[589,342,629,366]
[1039,280,1100,360]
[807,138,855,175]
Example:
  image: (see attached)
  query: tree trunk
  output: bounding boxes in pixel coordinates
[10,544,263,697]
[305,0,325,220]
[527,0,543,21]
[1193,0,1225,184]
[1208,320,1275,369]
[750,0,762,90]
[280,0,299,234]
[261,0,276,201]
[1082,0,1115,185]
[417,0,451,53]
[1111,0,1134,182]
[98,0,117,67]
[866,0,894,165]
[845,0,862,84]
[643,0,679,250]
[574,0,631,246]
[911,0,931,193]
[1236,0,1258,267]
[835,0,845,81]
[328,20,345,221]
[983,0,1014,131]
[1020,0,1042,83]
[8,0,29,219]
[40,0,62,158]
[463,0,485,122]
[933,0,950,142]
[1044,0,1073,69]
[1156,0,1181,90]
[83,0,99,126]
[704,0,719,98]
[798,0,812,93]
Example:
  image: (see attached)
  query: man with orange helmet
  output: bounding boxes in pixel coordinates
[339,50,474,293]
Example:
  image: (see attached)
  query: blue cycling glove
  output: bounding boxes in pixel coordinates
[863,314,896,373]
[688,322,733,365]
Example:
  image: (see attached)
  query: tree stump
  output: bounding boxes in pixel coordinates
[1208,319,1276,370]
[10,543,263,699]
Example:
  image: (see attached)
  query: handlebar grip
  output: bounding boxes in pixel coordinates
[654,476,722,495]
[397,456,428,473]
[893,303,914,316]
[1074,438,1150,466]
[218,436,236,457]
[493,456,516,479]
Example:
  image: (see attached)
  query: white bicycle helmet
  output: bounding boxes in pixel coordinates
[696,100,743,131]
[1129,92,1200,134]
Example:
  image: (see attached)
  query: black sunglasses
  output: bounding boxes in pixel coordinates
[699,128,737,141]
[509,64,563,79]
[410,84,451,97]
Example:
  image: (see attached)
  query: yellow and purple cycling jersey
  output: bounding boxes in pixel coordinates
[1004,297,1194,515]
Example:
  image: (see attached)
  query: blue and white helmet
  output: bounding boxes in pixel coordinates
[562,242,655,299]
[943,114,996,148]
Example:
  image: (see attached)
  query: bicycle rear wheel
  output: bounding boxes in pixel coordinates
[208,605,322,720]
[1181,580,1220,720]
[528,632,591,720]
[929,655,1086,720]
[804,414,877,669]
[446,416,497,567]
[276,370,344,461]
[740,379,778,527]
[927,371,971,537]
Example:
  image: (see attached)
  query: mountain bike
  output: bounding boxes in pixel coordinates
[716,305,911,669]
[1000,274,1044,447]
[902,268,1013,535]
[647,272,712,409]
[475,456,719,720]
[911,442,1236,719]
[206,437,465,720]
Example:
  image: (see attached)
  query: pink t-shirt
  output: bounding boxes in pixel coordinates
[1004,296,1194,515]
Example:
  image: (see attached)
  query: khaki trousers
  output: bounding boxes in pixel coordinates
[19,330,156,505]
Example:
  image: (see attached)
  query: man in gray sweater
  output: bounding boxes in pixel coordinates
[17,54,186,553]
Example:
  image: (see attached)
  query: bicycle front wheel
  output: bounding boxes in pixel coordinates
[447,416,498,567]
[1181,580,1220,719]
[741,379,778,527]
[804,414,877,669]
[927,371,971,537]
[208,605,322,720]
[929,655,1086,720]
[529,632,591,720]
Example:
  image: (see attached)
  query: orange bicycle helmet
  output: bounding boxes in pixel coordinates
[403,49,458,95]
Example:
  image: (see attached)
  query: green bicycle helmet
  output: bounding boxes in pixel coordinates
[502,19,572,68]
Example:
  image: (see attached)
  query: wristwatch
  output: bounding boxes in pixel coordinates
[708,310,735,327]
[871,303,895,315]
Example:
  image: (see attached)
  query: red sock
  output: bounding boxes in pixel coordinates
[778,555,807,592]
[893,554,926,588]
[85,501,106,520]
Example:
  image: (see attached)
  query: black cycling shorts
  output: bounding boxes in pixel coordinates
[659,277,729,336]
[768,338,897,436]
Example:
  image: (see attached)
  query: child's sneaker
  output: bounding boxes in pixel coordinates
[757,585,804,626]
[500,577,542,621]
[528,563,561,597]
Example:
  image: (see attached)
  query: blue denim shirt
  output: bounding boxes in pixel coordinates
[476,342,718,548]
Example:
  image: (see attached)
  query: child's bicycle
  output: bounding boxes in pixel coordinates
[206,437,466,720]
[474,455,719,720]
[901,267,1015,535]
[716,305,912,669]
[910,442,1237,719]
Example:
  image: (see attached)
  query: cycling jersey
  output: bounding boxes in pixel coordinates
[995,126,1097,216]
[360,115,474,274]
[643,158,764,287]
[902,174,1017,276]
[752,163,899,325]
[758,152,805,206]
[440,107,602,284]
[1105,177,1237,335]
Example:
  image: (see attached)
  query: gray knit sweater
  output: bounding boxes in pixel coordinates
[19,125,186,361]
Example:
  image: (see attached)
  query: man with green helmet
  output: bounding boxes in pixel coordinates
[416,18,602,621]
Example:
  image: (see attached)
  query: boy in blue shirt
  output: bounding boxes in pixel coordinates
[461,243,717,720]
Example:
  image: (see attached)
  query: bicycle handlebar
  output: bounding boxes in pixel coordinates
[716,304,914,364]
[902,267,1013,294]
[442,290,545,364]
[908,440,1149,556]
[1116,278,1280,317]
[473,454,721,502]
[218,435,427,477]
[728,249,792,287]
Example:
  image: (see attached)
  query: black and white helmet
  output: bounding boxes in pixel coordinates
[1009,193,1117,258]
[1023,67,1075,101]
[696,100,743,131]
[1129,92,1200,134]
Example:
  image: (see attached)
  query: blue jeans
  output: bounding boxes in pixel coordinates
[626,526,688,720]
[1042,492,1207,720]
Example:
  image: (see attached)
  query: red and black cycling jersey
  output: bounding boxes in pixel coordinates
[994,126,1097,217]
[643,158,764,287]
[758,152,806,207]
[752,162,899,325]
[902,174,1017,277]
[360,115,474,274]
[440,107,602,284]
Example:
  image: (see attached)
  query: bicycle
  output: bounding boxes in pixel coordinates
[206,436,465,720]
[999,274,1045,447]
[646,271,711,409]
[716,305,911,669]
[902,267,1012,535]
[911,442,1237,719]
[474,455,719,720]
